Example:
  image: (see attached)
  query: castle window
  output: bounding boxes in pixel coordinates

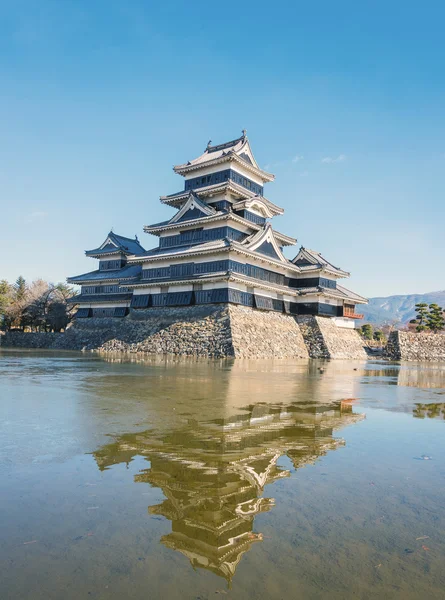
[131,295,150,309]
[183,170,263,195]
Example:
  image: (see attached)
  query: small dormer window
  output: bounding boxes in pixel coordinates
[99,259,124,271]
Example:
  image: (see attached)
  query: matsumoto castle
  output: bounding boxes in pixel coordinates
[68,131,367,323]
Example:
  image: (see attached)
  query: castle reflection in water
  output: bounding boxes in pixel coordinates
[92,360,365,582]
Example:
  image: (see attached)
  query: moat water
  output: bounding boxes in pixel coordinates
[1,350,445,600]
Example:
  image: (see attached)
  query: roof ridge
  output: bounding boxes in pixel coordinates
[302,247,321,256]
[301,246,343,270]
[205,131,246,153]
[110,232,141,244]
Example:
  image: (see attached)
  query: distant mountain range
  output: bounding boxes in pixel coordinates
[361,291,445,326]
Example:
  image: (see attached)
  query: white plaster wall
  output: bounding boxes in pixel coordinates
[253,287,277,299]
[133,287,160,295]
[295,295,319,303]
[206,192,235,202]
[202,282,227,290]
[228,281,248,292]
[296,272,321,279]
[332,317,356,329]
[98,252,126,260]
[321,298,344,306]
[170,284,193,292]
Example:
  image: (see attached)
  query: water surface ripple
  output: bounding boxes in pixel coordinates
[1,350,445,599]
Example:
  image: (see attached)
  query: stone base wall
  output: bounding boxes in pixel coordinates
[1,306,365,360]
[1,306,233,357]
[297,315,368,360]
[99,305,233,357]
[0,331,64,349]
[386,331,445,361]
[296,316,330,358]
[229,305,308,359]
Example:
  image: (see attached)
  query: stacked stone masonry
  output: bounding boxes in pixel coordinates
[297,316,368,360]
[386,331,445,361]
[1,305,368,360]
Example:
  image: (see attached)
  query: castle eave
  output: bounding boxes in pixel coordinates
[297,286,368,304]
[85,250,129,258]
[68,293,132,304]
[129,241,303,276]
[127,273,230,289]
[67,265,142,284]
[297,265,350,278]
[160,181,272,206]
[143,213,296,246]
[174,154,274,183]
[127,272,301,298]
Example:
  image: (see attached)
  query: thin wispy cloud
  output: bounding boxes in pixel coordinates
[27,211,47,223]
[321,154,346,164]
[264,154,304,170]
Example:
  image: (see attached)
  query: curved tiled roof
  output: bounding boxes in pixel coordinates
[86,232,145,257]
[297,285,367,304]
[68,293,132,304]
[173,133,274,182]
[67,264,142,283]
[292,247,349,277]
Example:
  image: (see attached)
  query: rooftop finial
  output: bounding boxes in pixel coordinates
[135,234,139,242]
[206,139,212,149]
[242,129,247,138]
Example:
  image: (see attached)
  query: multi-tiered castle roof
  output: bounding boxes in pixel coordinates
[68,131,366,320]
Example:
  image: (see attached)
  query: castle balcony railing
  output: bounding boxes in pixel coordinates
[343,308,364,319]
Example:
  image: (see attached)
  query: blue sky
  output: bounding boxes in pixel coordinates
[1,1,444,297]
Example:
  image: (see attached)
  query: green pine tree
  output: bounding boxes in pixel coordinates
[14,276,27,301]
[410,302,429,332]
[373,330,385,343]
[426,303,445,333]
[360,323,373,340]
[0,280,12,327]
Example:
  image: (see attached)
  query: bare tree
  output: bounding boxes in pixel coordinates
[3,278,76,332]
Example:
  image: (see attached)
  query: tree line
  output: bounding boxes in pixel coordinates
[359,323,386,343]
[0,276,76,332]
[358,303,445,341]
